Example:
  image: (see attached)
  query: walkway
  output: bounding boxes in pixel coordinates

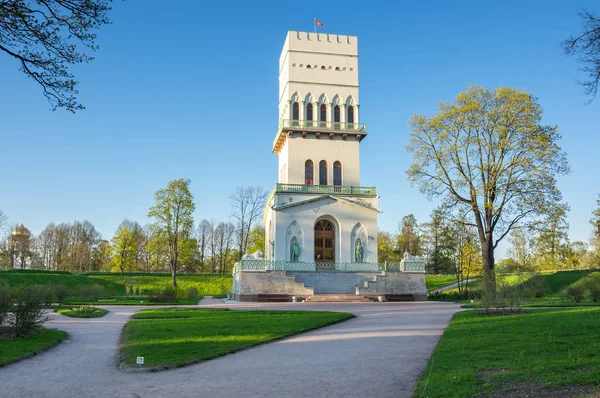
[0,300,461,398]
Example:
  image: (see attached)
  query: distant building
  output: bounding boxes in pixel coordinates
[232,31,426,302]
[11,223,32,269]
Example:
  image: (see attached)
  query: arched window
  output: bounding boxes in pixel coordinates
[319,160,328,185]
[334,105,340,122]
[320,104,327,121]
[306,103,313,121]
[347,106,354,125]
[292,102,299,120]
[306,65,312,69]
[334,161,342,186]
[321,66,326,70]
[305,160,313,185]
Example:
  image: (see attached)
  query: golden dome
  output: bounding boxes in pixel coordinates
[12,223,31,237]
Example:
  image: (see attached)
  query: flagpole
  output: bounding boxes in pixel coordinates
[314,18,316,34]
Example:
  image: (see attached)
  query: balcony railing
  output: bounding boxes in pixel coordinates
[275,183,376,196]
[279,119,367,133]
[233,260,425,274]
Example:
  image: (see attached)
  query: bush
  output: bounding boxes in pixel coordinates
[40,284,57,305]
[186,287,199,300]
[0,287,10,326]
[148,285,178,303]
[70,305,97,314]
[6,285,48,337]
[583,278,600,302]
[53,284,71,304]
[566,285,586,303]
[74,284,104,300]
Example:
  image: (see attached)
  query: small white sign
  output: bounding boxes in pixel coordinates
[136,356,144,365]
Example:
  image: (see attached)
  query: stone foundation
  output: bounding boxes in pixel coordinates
[232,270,426,301]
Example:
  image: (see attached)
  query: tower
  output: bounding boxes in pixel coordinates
[264,31,380,268]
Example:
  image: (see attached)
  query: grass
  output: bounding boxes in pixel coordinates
[415,308,600,398]
[88,274,232,296]
[61,297,202,306]
[0,328,68,367]
[425,275,459,291]
[55,308,109,318]
[0,270,124,295]
[120,308,354,369]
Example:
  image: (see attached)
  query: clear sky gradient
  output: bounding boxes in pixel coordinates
[1,1,598,256]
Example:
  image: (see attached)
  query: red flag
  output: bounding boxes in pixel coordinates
[315,19,324,29]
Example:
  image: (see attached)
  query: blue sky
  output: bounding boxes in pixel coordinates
[1,0,598,255]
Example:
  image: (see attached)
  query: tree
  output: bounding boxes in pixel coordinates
[377,231,400,263]
[230,186,268,260]
[421,209,454,274]
[197,219,212,271]
[406,86,569,279]
[246,225,265,255]
[507,227,535,272]
[533,203,571,270]
[563,9,600,100]
[148,178,195,288]
[396,214,422,256]
[590,195,600,265]
[108,226,137,272]
[0,0,115,112]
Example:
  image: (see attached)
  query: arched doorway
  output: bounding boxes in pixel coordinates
[315,220,335,269]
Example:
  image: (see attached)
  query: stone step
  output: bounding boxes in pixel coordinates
[304,294,374,303]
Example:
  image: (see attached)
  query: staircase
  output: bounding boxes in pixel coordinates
[304,294,374,303]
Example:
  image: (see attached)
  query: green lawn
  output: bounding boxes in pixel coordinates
[120,308,354,369]
[88,274,232,296]
[415,308,600,398]
[0,328,68,367]
[55,308,109,318]
[0,270,124,295]
[426,275,459,291]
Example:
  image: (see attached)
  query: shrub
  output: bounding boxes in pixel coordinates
[187,287,199,300]
[583,278,600,302]
[0,287,10,326]
[74,284,104,300]
[149,285,178,303]
[40,284,57,305]
[566,285,586,303]
[54,284,71,304]
[6,285,48,337]
[70,305,97,314]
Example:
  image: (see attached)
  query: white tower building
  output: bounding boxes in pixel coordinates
[231,31,426,302]
[264,31,380,267]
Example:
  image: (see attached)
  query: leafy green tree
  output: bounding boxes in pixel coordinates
[406,86,569,279]
[507,227,535,272]
[422,209,454,274]
[148,178,195,288]
[377,231,400,263]
[590,195,600,265]
[533,203,571,270]
[0,0,115,112]
[563,9,600,100]
[397,214,422,256]
[109,227,137,273]
[246,225,265,255]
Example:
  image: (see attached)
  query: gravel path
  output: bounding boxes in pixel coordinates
[0,300,460,398]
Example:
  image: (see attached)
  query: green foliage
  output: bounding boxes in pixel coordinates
[406,86,569,275]
[74,284,104,300]
[148,178,196,287]
[39,284,57,305]
[0,287,10,325]
[109,226,138,273]
[53,284,70,303]
[121,309,354,368]
[0,328,68,367]
[415,309,600,397]
[186,287,199,300]
[7,285,48,337]
[566,285,586,303]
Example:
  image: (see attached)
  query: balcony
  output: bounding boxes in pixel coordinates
[273,119,368,153]
[275,183,376,196]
